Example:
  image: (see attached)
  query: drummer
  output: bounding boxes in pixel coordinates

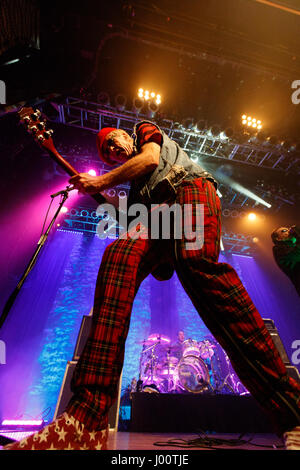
[171,330,185,361]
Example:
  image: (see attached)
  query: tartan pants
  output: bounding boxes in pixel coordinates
[67,179,300,433]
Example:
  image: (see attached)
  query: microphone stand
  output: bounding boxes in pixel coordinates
[0,185,73,329]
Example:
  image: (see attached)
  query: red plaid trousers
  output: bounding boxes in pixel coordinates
[67,179,300,433]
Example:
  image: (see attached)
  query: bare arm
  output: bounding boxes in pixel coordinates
[69,142,160,194]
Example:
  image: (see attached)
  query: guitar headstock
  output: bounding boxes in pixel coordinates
[18,107,55,152]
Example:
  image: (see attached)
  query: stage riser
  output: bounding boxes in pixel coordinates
[130,393,273,433]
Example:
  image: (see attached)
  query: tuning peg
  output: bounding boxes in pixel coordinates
[44,129,53,139]
[31,110,41,121]
[28,125,38,134]
[37,121,46,130]
[37,134,45,142]
[21,114,31,124]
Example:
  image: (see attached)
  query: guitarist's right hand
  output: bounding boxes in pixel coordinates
[69,173,106,195]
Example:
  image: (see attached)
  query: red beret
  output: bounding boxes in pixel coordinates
[96,127,117,164]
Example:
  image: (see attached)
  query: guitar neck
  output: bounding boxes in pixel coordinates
[18,106,108,206]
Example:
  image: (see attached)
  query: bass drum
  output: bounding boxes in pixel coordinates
[177,355,210,393]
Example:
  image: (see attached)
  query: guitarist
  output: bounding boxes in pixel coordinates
[271,225,300,297]
[5,121,300,450]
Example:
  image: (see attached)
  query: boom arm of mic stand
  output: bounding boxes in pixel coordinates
[0,191,69,329]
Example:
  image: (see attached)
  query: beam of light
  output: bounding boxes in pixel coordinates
[253,0,300,16]
[230,181,271,208]
[3,58,20,66]
[215,172,272,208]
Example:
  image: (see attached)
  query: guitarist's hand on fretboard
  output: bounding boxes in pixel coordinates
[69,173,105,195]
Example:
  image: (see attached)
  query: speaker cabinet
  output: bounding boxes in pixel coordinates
[53,361,122,430]
[263,318,300,383]
[53,312,122,430]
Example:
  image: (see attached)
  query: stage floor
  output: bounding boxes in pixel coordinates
[0,430,284,451]
[107,430,284,451]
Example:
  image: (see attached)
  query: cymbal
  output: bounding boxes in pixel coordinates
[138,334,171,346]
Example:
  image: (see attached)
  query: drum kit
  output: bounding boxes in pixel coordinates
[138,334,249,395]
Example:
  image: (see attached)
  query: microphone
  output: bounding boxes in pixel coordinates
[51,185,75,198]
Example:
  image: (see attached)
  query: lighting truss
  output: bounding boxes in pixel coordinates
[221,233,254,256]
[217,183,295,212]
[56,97,300,174]
[60,206,123,235]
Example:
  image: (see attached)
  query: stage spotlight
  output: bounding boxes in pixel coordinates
[97,91,110,106]
[241,115,263,129]
[195,119,207,132]
[147,100,159,119]
[156,95,161,105]
[224,127,234,138]
[219,127,234,140]
[107,189,116,197]
[209,125,221,137]
[280,140,292,151]
[182,118,194,130]
[118,190,127,199]
[252,237,259,243]
[115,94,127,111]
[219,131,228,140]
[235,131,249,144]
[88,169,97,176]
[289,142,297,152]
[132,97,144,114]
[266,135,278,146]
[138,89,161,104]
[247,212,257,221]
[255,130,267,142]
[61,206,69,214]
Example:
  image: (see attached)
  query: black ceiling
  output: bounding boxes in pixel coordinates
[1,0,300,141]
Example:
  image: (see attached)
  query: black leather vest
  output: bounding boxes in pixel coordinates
[128,121,217,206]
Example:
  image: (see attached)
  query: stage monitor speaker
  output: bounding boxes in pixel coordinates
[53,361,122,431]
[263,318,300,383]
[73,314,92,360]
[53,310,122,430]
